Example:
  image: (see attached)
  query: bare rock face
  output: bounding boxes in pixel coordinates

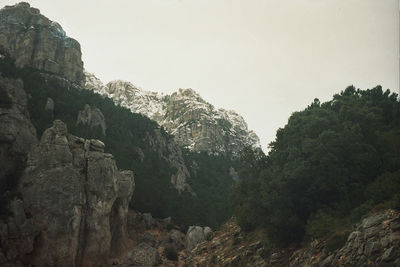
[0,2,84,84]
[77,104,107,136]
[290,209,400,267]
[7,120,135,266]
[85,74,260,156]
[0,76,37,199]
[186,226,212,251]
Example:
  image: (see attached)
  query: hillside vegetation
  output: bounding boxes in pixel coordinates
[0,53,234,229]
[232,86,400,247]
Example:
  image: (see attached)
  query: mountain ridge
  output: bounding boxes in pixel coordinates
[85,71,260,155]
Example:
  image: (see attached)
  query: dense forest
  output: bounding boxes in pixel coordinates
[232,86,400,247]
[0,53,235,229]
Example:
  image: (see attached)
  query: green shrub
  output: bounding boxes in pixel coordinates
[350,201,374,222]
[163,245,178,261]
[205,231,213,241]
[210,254,217,264]
[306,209,335,238]
[326,232,348,253]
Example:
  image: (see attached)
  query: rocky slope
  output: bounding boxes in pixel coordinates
[85,72,260,155]
[0,2,84,84]
[185,209,400,267]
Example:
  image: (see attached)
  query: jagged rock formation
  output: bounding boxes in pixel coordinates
[185,210,400,267]
[85,72,260,155]
[0,2,84,84]
[0,76,37,198]
[186,226,212,251]
[76,104,107,136]
[0,120,135,266]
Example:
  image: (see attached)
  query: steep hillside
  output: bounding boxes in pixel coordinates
[85,72,260,155]
[186,209,400,267]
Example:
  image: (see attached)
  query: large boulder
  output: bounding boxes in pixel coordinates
[76,104,107,136]
[186,226,212,251]
[8,120,135,266]
[127,243,161,267]
[0,2,84,84]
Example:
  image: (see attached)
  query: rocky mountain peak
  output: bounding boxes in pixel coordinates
[174,88,203,101]
[0,2,84,84]
[85,72,260,155]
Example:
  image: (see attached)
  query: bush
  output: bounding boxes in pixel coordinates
[205,231,213,241]
[326,232,349,253]
[163,245,178,261]
[306,209,335,238]
[210,254,217,264]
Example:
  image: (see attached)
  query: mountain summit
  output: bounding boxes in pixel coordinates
[0,2,84,84]
[85,72,260,155]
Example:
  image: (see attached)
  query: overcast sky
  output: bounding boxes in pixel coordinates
[2,0,399,151]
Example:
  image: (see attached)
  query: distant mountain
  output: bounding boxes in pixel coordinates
[85,72,260,155]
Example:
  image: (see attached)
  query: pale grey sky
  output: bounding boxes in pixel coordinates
[2,0,399,151]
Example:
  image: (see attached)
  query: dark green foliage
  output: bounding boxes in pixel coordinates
[0,154,26,216]
[183,151,237,229]
[210,254,217,264]
[0,55,235,229]
[232,85,400,247]
[164,245,178,261]
[326,232,349,253]
[205,231,213,241]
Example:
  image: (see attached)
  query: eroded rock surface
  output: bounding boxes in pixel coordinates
[77,104,107,135]
[0,76,37,202]
[290,209,400,267]
[0,2,84,84]
[186,226,212,251]
[186,210,400,267]
[86,75,260,156]
[1,120,134,266]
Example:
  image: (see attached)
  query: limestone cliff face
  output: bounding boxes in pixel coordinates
[0,76,37,198]
[0,2,84,84]
[0,120,135,266]
[85,73,260,156]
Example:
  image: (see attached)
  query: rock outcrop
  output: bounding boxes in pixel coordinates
[125,210,187,266]
[0,76,37,201]
[76,104,107,135]
[0,2,84,84]
[85,74,260,156]
[290,209,400,267]
[186,226,212,251]
[1,120,134,266]
[186,210,400,267]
